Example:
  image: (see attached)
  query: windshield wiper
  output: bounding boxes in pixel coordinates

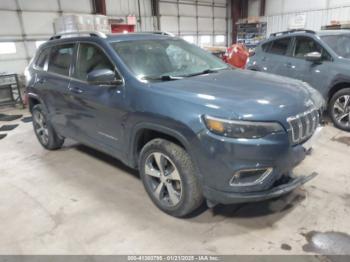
[141,75,183,81]
[182,68,226,77]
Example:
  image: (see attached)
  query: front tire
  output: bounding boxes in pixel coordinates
[32,104,64,150]
[139,139,203,217]
[329,88,350,131]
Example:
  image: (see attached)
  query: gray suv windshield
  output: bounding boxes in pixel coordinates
[111,39,228,80]
[321,34,350,58]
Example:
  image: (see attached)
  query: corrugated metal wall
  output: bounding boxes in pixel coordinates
[158,0,229,46]
[0,0,93,74]
[0,0,155,75]
[260,0,350,36]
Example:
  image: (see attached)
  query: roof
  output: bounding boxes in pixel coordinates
[106,32,174,42]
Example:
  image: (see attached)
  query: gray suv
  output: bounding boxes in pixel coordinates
[25,32,324,217]
[247,29,350,131]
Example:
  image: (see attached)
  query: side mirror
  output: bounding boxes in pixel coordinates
[87,69,123,85]
[305,52,322,62]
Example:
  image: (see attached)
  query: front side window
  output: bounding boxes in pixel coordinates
[293,37,321,57]
[111,38,228,80]
[48,44,74,76]
[269,37,291,55]
[321,34,350,59]
[75,43,115,81]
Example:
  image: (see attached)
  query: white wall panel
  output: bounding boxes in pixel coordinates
[180,17,197,32]
[21,12,59,35]
[0,0,17,10]
[60,0,92,13]
[17,0,59,11]
[198,17,213,32]
[248,0,260,17]
[160,16,178,32]
[0,42,26,60]
[214,18,226,33]
[0,11,22,36]
[159,2,178,16]
[197,5,213,17]
[329,0,350,8]
[0,59,28,74]
[214,7,226,18]
[179,4,196,16]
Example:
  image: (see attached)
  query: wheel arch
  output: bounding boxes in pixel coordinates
[328,82,350,102]
[129,123,194,169]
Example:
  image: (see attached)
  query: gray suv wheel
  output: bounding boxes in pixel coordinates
[329,88,350,131]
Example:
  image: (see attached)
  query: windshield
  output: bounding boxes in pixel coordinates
[321,34,350,59]
[111,38,228,80]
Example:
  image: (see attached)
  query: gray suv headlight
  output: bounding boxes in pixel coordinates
[203,115,284,139]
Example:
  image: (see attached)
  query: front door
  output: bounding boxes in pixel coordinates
[67,42,127,157]
[285,36,333,97]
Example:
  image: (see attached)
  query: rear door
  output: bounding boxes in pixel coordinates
[38,43,75,137]
[263,37,294,77]
[67,42,126,156]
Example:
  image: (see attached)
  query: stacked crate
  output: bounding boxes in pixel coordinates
[54,15,111,34]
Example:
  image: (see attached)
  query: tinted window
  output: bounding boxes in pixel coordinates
[321,34,350,59]
[48,44,74,76]
[35,48,50,69]
[75,43,115,81]
[269,38,291,55]
[261,42,271,52]
[294,37,331,60]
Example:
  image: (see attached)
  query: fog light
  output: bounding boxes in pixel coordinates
[230,167,273,186]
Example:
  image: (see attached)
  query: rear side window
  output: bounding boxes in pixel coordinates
[35,48,50,70]
[48,44,75,76]
[261,42,271,52]
[269,37,291,55]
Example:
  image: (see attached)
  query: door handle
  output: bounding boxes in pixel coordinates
[69,86,83,94]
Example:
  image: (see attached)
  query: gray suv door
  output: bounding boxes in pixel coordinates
[285,36,334,97]
[252,37,293,77]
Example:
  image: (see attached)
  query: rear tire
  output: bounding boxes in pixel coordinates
[32,104,64,150]
[139,138,203,217]
[329,88,350,131]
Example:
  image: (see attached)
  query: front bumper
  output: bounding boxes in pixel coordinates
[192,125,323,205]
[203,172,318,205]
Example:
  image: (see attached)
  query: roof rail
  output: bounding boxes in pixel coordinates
[143,31,175,37]
[270,29,316,38]
[49,31,107,40]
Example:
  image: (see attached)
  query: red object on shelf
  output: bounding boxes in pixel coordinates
[224,44,249,69]
[111,24,135,33]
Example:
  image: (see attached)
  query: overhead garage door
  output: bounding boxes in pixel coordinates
[159,0,228,47]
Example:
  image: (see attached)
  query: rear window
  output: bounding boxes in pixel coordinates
[35,48,50,70]
[48,44,75,76]
[269,37,291,55]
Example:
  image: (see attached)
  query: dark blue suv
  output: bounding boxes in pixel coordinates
[25,32,324,217]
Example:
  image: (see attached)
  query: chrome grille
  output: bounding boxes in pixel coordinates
[287,109,320,145]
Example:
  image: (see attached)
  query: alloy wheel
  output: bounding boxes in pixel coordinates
[33,110,49,145]
[144,152,182,207]
[333,95,350,127]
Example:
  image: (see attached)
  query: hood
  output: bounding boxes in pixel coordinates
[150,69,321,124]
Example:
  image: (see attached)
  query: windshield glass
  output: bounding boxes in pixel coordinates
[111,38,228,80]
[321,34,350,58]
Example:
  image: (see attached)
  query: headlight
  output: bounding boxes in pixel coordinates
[203,115,284,139]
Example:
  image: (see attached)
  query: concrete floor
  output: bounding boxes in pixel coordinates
[0,107,350,255]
